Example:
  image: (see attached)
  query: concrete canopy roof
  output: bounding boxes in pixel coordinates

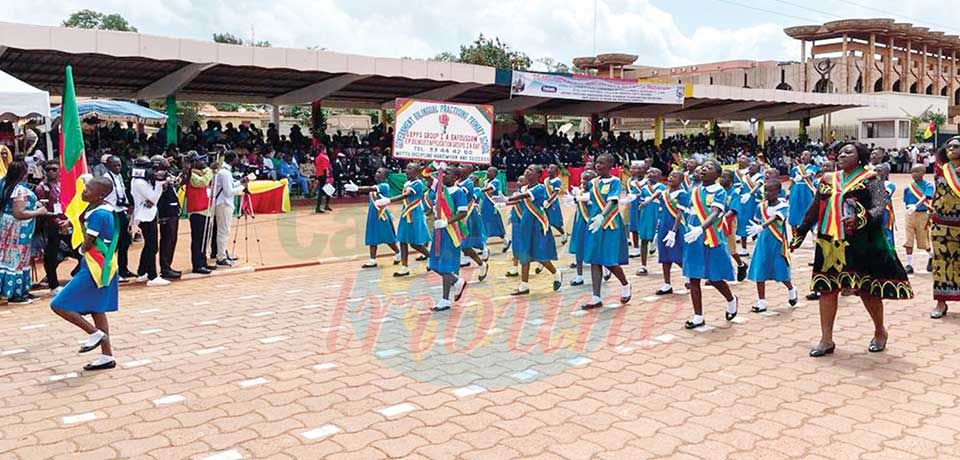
[0,21,878,122]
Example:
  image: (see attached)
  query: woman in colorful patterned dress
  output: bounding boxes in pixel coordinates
[791,142,912,356]
[930,136,960,319]
[0,161,47,304]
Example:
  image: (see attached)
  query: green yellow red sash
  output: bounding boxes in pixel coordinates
[759,200,789,264]
[521,195,549,234]
[819,168,874,241]
[797,164,816,192]
[433,181,467,254]
[690,185,720,247]
[400,196,422,223]
[944,163,960,198]
[83,212,119,288]
[369,192,388,221]
[907,181,926,203]
[591,178,619,230]
[884,200,895,232]
[662,192,682,220]
[543,179,560,208]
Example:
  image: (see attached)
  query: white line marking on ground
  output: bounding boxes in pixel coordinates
[199,320,220,326]
[62,413,96,424]
[200,450,243,460]
[259,336,288,344]
[301,424,340,440]
[654,334,677,343]
[49,372,78,382]
[251,311,274,317]
[238,377,269,388]
[452,385,487,398]
[139,308,160,313]
[1,348,26,356]
[139,328,163,335]
[152,395,185,406]
[511,369,539,381]
[313,362,337,371]
[123,359,152,368]
[20,324,46,330]
[377,403,415,417]
[194,346,226,355]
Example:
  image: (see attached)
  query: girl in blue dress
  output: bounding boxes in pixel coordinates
[456,164,488,280]
[428,165,472,312]
[504,175,528,278]
[656,170,687,295]
[479,166,506,253]
[736,162,763,255]
[379,162,432,277]
[719,170,749,281]
[350,167,400,268]
[681,161,738,329]
[788,151,819,236]
[504,165,561,295]
[633,167,664,276]
[626,162,648,257]
[580,154,631,310]
[745,180,798,313]
[545,164,567,245]
[50,177,120,371]
[569,169,597,287]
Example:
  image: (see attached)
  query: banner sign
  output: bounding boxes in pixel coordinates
[510,71,685,105]
[393,98,494,165]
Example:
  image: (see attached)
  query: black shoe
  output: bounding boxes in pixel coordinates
[7,296,36,305]
[603,272,612,281]
[751,304,767,313]
[569,262,577,269]
[684,319,705,329]
[119,270,136,279]
[193,267,212,275]
[161,270,182,280]
[316,208,326,214]
[502,241,511,253]
[927,258,933,273]
[737,264,748,282]
[415,255,428,261]
[806,292,821,301]
[431,304,451,312]
[324,206,333,212]
[216,259,233,267]
[553,273,562,291]
[905,265,914,275]
[725,297,739,321]
[505,271,519,278]
[809,344,835,357]
[78,334,106,353]
[535,266,543,275]
[83,359,117,371]
[931,305,949,319]
[656,287,673,295]
[204,264,218,271]
[581,301,603,310]
[570,278,585,286]
[510,288,529,296]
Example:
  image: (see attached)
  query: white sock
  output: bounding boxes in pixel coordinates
[788,288,798,300]
[756,299,768,309]
[394,253,401,261]
[89,354,114,366]
[621,282,631,297]
[591,295,602,304]
[554,271,562,282]
[660,283,672,291]
[437,298,451,307]
[692,314,704,324]
[906,253,913,265]
[83,330,105,348]
[726,296,739,314]
[518,282,528,291]
[507,267,518,275]
[573,275,583,282]
[367,258,376,265]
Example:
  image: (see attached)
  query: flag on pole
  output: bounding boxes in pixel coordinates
[923,119,936,140]
[59,65,89,249]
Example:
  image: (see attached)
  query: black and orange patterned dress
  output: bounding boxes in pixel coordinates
[796,169,912,299]
[931,170,960,301]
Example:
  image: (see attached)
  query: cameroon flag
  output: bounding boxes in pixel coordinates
[923,119,936,140]
[59,65,89,249]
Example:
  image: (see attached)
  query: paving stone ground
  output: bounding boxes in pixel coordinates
[3,174,960,460]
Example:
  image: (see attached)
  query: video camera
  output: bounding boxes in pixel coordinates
[131,158,156,181]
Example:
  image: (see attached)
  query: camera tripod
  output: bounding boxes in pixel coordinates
[231,186,265,265]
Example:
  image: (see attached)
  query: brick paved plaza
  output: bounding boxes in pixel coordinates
[2,175,960,460]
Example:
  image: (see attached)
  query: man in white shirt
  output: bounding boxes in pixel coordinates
[213,152,246,266]
[101,156,135,279]
[130,160,170,286]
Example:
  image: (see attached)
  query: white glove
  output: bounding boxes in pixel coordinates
[623,193,637,204]
[906,204,917,214]
[576,193,591,202]
[739,194,751,204]
[434,218,448,230]
[588,214,604,233]
[747,222,763,238]
[494,202,506,209]
[435,162,447,171]
[684,226,704,243]
[374,197,390,207]
[663,231,676,248]
[561,195,574,206]
[344,182,359,192]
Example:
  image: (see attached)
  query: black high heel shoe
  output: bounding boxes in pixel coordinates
[809,344,835,357]
[931,305,949,319]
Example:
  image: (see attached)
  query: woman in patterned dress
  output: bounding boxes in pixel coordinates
[0,161,48,304]
[930,136,960,319]
[791,142,912,357]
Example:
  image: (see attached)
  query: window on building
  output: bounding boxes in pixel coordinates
[899,121,911,138]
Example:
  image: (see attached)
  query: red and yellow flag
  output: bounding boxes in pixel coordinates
[59,65,89,249]
[923,120,936,140]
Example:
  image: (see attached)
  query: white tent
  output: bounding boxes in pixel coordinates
[0,70,52,159]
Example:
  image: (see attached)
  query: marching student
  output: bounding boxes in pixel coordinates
[655,170,687,295]
[681,159,698,190]
[569,169,597,286]
[456,164,489,280]
[875,163,896,248]
[736,161,763,255]
[902,164,934,274]
[428,164,471,312]
[804,160,835,302]
[503,166,562,294]
[345,167,401,269]
[382,162,432,277]
[719,170,748,281]
[50,177,120,371]
[627,161,648,257]
[788,151,819,237]
[504,175,528,278]
[479,166,506,255]
[745,180,798,312]
[681,161,738,329]
[545,164,568,244]
[633,167,664,276]
[580,154,631,310]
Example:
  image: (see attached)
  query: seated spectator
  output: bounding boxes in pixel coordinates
[278,153,310,196]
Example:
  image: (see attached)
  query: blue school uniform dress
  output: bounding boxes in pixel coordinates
[514,184,558,265]
[479,179,506,239]
[568,183,591,265]
[364,183,398,246]
[637,181,664,240]
[428,186,468,275]
[627,178,645,233]
[657,189,687,265]
[583,177,629,267]
[721,184,741,238]
[544,176,564,229]
[682,184,734,281]
[508,187,523,257]
[747,199,791,282]
[787,164,818,227]
[736,172,763,237]
[882,180,896,247]
[458,178,486,250]
[397,180,432,246]
[51,205,120,314]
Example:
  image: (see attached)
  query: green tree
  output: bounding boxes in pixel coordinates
[63,9,137,31]
[434,34,531,70]
[213,32,271,47]
[912,110,947,143]
[536,57,571,74]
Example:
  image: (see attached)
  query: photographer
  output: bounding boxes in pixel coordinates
[99,155,136,280]
[154,156,182,279]
[213,152,246,266]
[130,158,169,286]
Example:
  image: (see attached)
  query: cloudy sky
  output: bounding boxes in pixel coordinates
[2,0,957,69]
